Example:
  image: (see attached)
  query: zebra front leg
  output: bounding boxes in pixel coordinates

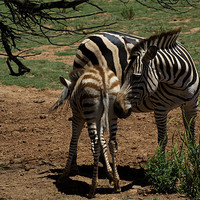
[154,111,168,152]
[57,117,84,183]
[88,122,100,199]
[181,98,198,143]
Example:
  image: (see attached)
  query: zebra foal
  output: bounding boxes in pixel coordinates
[51,65,121,198]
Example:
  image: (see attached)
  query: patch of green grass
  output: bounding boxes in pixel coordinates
[145,116,200,198]
[0,0,199,88]
[121,6,135,19]
[54,48,77,57]
[0,57,71,89]
[145,146,179,193]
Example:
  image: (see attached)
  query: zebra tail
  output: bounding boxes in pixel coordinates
[49,87,70,112]
[101,90,109,133]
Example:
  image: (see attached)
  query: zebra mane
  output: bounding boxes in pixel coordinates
[131,28,182,53]
[69,68,85,83]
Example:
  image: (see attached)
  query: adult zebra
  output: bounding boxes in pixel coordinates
[52,29,199,172]
[114,28,200,150]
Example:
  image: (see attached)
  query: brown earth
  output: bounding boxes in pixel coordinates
[0,83,199,200]
[1,45,199,200]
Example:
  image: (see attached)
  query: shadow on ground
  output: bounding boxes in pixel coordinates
[47,164,147,198]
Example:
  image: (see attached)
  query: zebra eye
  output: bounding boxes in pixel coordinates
[131,73,142,81]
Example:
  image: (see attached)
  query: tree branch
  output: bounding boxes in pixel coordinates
[1,0,111,76]
[6,0,90,12]
[0,21,30,76]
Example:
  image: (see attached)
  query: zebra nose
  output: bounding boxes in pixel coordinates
[114,102,132,119]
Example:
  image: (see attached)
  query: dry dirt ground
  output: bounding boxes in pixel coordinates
[0,83,200,200]
[1,45,200,200]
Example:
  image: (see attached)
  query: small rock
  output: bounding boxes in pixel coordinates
[40,115,46,119]
[24,164,31,171]
[132,185,142,189]
[130,188,138,194]
[9,159,14,164]
[33,100,45,104]
[131,185,148,196]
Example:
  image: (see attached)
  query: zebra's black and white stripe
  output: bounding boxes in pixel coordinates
[73,31,142,83]
[73,29,199,151]
[52,65,121,198]
[114,28,200,150]
[52,29,199,168]
[50,31,142,111]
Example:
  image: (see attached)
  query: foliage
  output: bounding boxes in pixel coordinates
[145,118,200,198]
[0,0,112,76]
[177,126,200,198]
[0,0,199,88]
[135,0,200,13]
[145,146,180,193]
[121,6,135,19]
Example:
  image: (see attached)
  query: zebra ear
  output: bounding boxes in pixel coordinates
[123,37,135,55]
[143,46,158,63]
[59,76,71,88]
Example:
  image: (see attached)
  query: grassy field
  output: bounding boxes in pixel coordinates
[0,0,199,89]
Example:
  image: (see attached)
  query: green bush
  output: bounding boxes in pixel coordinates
[145,146,179,193]
[121,6,135,19]
[178,128,200,198]
[145,118,200,198]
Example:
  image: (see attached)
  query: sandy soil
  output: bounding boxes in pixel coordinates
[0,83,199,200]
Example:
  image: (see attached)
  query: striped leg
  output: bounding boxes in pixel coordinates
[154,110,168,152]
[87,122,101,199]
[99,125,113,182]
[181,97,198,143]
[109,117,120,192]
[57,116,84,183]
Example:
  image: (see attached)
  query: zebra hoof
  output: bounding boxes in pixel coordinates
[56,175,66,184]
[114,181,121,193]
[88,184,97,199]
[56,170,69,184]
[69,164,79,176]
[114,186,121,193]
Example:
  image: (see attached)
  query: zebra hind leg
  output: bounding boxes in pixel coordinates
[88,122,101,199]
[57,117,84,184]
[99,126,113,184]
[109,119,120,193]
[109,140,120,192]
[69,153,79,175]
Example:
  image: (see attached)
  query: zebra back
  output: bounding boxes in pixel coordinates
[73,31,143,83]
